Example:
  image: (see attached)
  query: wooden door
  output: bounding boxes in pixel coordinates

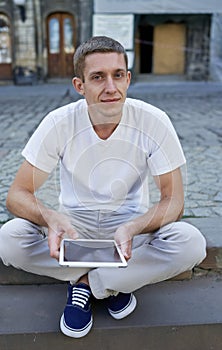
[153,23,186,74]
[47,13,75,78]
[0,14,12,80]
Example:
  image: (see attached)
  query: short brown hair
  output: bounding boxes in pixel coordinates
[73,36,128,80]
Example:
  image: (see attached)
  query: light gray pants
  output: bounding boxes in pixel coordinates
[0,210,206,299]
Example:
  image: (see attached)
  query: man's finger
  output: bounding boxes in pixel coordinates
[116,237,132,260]
[66,226,79,240]
[48,230,63,260]
[121,241,132,260]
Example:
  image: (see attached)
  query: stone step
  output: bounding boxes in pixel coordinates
[1,276,222,350]
[0,218,221,285]
[189,217,222,270]
[0,260,192,285]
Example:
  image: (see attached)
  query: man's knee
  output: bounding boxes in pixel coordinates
[0,218,29,241]
[0,218,38,266]
[176,221,207,265]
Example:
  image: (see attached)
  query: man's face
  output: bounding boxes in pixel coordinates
[73,52,131,123]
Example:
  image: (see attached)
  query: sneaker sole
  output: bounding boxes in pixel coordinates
[108,294,137,320]
[60,314,93,338]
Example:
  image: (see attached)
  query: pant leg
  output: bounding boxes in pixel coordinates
[0,218,90,282]
[89,221,207,299]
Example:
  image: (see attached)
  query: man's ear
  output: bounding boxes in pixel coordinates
[127,70,131,89]
[72,77,85,95]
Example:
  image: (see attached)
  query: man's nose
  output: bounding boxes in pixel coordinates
[104,76,117,93]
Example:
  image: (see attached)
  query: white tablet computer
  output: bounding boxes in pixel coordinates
[59,239,127,268]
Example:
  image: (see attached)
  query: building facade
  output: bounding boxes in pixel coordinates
[0,0,93,82]
[0,0,222,83]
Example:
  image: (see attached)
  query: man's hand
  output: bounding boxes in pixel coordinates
[46,211,79,260]
[114,223,135,261]
[6,160,79,261]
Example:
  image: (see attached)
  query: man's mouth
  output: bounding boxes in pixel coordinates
[101,98,121,103]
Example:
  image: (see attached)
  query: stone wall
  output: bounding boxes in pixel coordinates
[186,15,211,81]
[210,14,222,81]
[13,0,36,70]
[78,0,93,44]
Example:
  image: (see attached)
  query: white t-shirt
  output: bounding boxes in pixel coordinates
[22,98,186,214]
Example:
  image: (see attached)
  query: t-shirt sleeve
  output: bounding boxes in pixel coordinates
[22,113,60,173]
[147,112,186,176]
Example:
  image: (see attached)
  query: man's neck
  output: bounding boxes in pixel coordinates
[93,123,118,140]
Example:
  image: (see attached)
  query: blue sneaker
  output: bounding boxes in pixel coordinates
[106,292,137,320]
[60,283,93,338]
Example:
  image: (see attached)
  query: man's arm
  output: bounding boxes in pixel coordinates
[115,167,184,259]
[6,160,78,259]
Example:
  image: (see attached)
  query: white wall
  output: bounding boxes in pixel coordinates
[94,0,222,14]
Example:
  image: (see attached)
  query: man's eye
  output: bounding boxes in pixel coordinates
[115,72,125,79]
[93,75,102,81]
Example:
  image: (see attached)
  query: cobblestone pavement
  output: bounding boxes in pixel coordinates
[0,81,222,223]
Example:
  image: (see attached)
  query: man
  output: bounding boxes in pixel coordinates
[0,36,206,338]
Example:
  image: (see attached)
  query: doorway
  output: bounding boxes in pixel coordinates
[139,25,153,73]
[137,21,186,76]
[153,23,186,74]
[47,13,75,78]
[0,14,12,80]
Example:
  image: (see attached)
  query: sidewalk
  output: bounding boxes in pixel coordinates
[0,81,222,350]
[0,81,222,222]
[0,80,222,270]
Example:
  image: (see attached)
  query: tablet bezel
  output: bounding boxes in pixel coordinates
[59,238,128,268]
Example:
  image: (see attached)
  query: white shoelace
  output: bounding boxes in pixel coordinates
[72,287,91,309]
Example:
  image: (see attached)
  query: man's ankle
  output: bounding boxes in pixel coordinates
[76,274,89,286]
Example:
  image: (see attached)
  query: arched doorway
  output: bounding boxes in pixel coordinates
[0,14,12,80]
[47,12,75,78]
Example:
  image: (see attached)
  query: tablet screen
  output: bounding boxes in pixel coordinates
[59,239,127,268]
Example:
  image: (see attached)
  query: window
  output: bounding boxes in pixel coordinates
[64,17,74,54]
[49,17,60,54]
